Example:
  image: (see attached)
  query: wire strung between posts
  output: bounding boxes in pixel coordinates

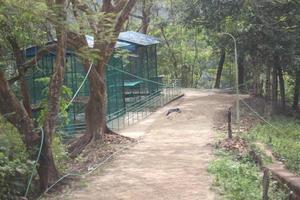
[240,99,283,134]
[37,137,142,200]
[65,61,94,109]
[217,81,286,135]
[106,64,170,87]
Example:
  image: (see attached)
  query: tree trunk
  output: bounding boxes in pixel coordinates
[265,62,271,101]
[39,0,67,190]
[214,49,226,89]
[86,65,106,141]
[0,71,39,148]
[160,25,179,79]
[7,36,33,118]
[68,59,107,157]
[191,30,198,88]
[276,57,285,109]
[68,0,137,157]
[252,56,261,96]
[272,64,278,111]
[141,0,151,34]
[293,70,300,109]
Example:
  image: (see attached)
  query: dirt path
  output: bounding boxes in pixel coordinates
[59,90,235,200]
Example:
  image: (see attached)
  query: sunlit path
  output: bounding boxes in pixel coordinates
[56,90,235,200]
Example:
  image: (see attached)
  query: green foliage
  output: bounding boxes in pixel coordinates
[150,25,218,87]
[209,150,288,200]
[250,117,300,174]
[35,77,73,127]
[0,120,35,199]
[208,152,261,200]
[34,77,70,172]
[52,133,69,172]
[0,0,48,56]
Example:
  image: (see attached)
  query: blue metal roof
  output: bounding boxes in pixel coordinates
[85,35,135,50]
[25,35,136,57]
[25,31,159,57]
[118,31,160,46]
[25,41,56,57]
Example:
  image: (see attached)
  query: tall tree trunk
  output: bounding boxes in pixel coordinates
[252,56,261,96]
[0,71,39,148]
[272,64,278,111]
[68,0,137,157]
[160,25,179,79]
[191,30,198,88]
[39,0,67,191]
[274,55,285,109]
[214,49,226,89]
[86,61,107,141]
[7,36,33,118]
[141,0,152,34]
[265,62,271,101]
[68,60,106,157]
[293,70,300,109]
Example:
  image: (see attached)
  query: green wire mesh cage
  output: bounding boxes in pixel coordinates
[25,32,181,135]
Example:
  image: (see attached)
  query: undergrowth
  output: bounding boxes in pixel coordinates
[208,150,288,200]
[248,116,300,174]
[0,119,68,199]
[0,122,35,199]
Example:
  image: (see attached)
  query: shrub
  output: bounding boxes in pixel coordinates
[250,117,300,174]
[0,120,35,199]
[208,152,261,200]
[208,151,289,200]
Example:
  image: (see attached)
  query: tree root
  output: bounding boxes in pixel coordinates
[104,125,136,142]
[68,133,93,159]
[68,125,136,159]
[104,125,117,135]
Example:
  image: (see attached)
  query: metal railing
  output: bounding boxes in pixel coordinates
[63,85,182,134]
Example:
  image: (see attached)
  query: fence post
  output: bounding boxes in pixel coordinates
[262,168,270,200]
[228,107,233,139]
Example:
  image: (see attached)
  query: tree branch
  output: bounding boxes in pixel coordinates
[115,0,137,32]
[130,13,143,19]
[102,0,113,12]
[8,44,57,84]
[113,0,127,13]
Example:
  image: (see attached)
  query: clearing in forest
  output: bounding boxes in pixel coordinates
[55,90,236,200]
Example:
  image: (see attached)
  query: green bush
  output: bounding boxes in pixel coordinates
[208,151,288,200]
[0,123,68,199]
[52,133,69,172]
[208,152,261,200]
[250,117,300,174]
[0,121,35,199]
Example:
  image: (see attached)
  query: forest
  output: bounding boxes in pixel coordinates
[0,0,300,199]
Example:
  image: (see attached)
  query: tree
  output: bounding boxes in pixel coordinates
[67,0,137,157]
[214,49,226,89]
[180,0,300,111]
[0,0,70,191]
[130,0,155,34]
[39,0,68,190]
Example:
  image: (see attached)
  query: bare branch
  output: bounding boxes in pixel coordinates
[115,0,137,32]
[113,0,127,13]
[8,44,57,84]
[102,0,113,12]
[130,13,143,19]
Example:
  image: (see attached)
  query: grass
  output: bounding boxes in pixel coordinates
[247,116,300,174]
[208,150,288,200]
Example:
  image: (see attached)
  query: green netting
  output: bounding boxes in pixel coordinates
[25,44,167,134]
[106,56,125,121]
